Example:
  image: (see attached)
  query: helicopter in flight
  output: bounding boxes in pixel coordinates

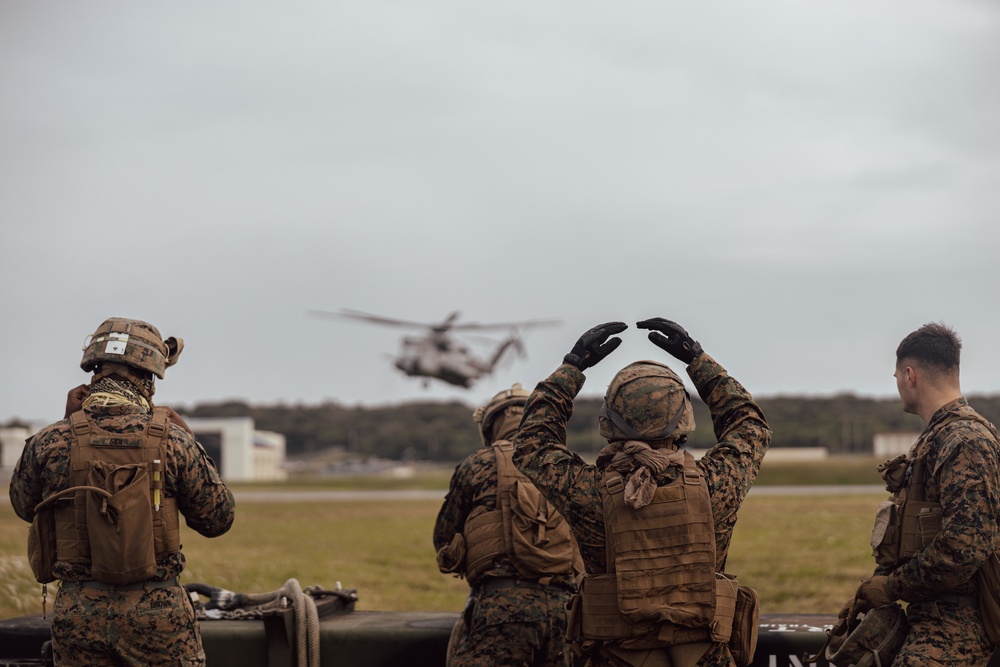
[308,308,560,389]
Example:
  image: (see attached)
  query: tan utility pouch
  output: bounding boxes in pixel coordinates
[977,552,1000,646]
[871,500,898,566]
[27,508,57,584]
[899,500,942,560]
[495,441,579,579]
[436,533,466,574]
[708,575,737,643]
[86,462,157,584]
[729,585,759,667]
[27,487,106,584]
[507,477,576,576]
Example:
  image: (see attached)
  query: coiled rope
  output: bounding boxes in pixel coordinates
[188,578,324,667]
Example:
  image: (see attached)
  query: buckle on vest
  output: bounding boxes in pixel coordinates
[147,412,168,438]
[71,419,90,437]
[606,475,625,494]
[683,468,701,485]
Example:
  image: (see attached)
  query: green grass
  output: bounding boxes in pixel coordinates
[0,489,882,621]
[236,456,886,491]
[754,456,884,486]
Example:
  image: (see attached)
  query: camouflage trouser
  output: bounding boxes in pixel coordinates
[449,585,575,667]
[890,600,993,667]
[52,584,205,667]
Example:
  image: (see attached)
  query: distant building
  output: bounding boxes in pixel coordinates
[873,432,920,458]
[186,417,288,483]
[1,427,31,484]
[0,419,287,485]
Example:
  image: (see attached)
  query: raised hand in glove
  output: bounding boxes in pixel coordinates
[564,322,628,371]
[636,318,704,364]
[856,575,893,609]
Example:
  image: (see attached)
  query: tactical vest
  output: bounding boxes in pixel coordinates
[575,451,728,648]
[462,441,582,584]
[49,408,181,584]
[872,405,999,569]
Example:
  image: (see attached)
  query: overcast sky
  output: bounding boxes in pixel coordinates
[2,1,999,424]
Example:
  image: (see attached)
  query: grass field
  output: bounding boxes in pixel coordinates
[0,484,884,620]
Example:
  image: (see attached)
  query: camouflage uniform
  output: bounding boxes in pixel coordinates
[511,354,771,667]
[434,445,578,667]
[9,401,236,667]
[877,398,999,666]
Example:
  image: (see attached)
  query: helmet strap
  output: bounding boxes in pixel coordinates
[600,398,688,441]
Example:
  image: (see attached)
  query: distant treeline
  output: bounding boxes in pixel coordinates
[178,393,1000,462]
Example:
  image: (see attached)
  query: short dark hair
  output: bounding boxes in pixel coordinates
[896,322,962,374]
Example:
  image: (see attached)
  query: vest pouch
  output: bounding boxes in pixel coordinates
[709,575,737,644]
[877,455,909,493]
[871,500,899,567]
[86,462,157,585]
[508,479,576,577]
[27,508,57,584]
[729,585,759,667]
[899,500,941,560]
[152,496,181,560]
[436,532,466,575]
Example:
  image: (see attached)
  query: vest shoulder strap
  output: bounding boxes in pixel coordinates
[491,440,520,555]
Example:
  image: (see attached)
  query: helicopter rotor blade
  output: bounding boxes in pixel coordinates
[447,317,562,332]
[307,308,432,330]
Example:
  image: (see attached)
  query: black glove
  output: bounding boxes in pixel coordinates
[564,322,628,370]
[636,318,703,364]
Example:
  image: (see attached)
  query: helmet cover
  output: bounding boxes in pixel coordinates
[599,361,695,441]
[473,382,530,445]
[80,317,183,379]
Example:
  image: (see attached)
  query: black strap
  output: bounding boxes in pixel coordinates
[599,397,687,441]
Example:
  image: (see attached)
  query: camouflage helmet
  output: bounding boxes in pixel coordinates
[473,382,530,445]
[825,602,908,667]
[80,317,183,379]
[599,361,695,442]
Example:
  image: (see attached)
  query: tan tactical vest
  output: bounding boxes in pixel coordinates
[48,408,181,584]
[872,405,999,569]
[462,441,582,584]
[575,451,728,648]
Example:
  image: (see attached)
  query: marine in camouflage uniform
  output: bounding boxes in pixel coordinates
[9,317,235,667]
[434,384,580,667]
[856,323,999,666]
[511,320,771,667]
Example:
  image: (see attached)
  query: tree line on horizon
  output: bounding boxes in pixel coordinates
[169,393,1000,463]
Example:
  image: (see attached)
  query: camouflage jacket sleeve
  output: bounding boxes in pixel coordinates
[433,457,476,551]
[886,415,1000,601]
[8,424,67,522]
[688,353,772,567]
[168,425,236,538]
[511,363,607,571]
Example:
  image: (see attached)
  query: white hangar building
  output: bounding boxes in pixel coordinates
[1,417,286,484]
